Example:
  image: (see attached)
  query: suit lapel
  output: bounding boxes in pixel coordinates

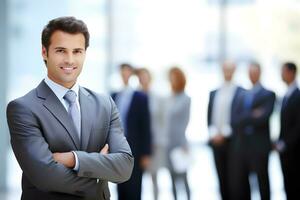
[36,81,80,149]
[251,87,263,106]
[282,88,299,112]
[79,87,93,150]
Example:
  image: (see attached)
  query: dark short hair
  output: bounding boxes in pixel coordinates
[42,16,90,51]
[283,62,297,74]
[120,63,134,70]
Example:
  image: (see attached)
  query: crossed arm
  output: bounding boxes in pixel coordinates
[7,99,133,197]
[52,144,109,168]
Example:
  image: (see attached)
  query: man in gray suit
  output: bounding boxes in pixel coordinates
[6,16,133,200]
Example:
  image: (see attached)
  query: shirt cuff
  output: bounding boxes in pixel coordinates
[208,126,218,137]
[72,151,80,171]
[221,125,232,137]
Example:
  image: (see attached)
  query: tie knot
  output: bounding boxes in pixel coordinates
[64,90,77,104]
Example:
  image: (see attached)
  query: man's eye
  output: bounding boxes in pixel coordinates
[56,49,64,53]
[74,50,82,54]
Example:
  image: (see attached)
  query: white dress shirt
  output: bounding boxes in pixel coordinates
[44,76,80,171]
[285,80,298,100]
[209,82,237,138]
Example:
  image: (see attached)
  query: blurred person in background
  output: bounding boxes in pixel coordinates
[274,62,300,200]
[207,61,244,200]
[111,63,152,200]
[136,68,167,200]
[231,62,275,200]
[165,67,191,200]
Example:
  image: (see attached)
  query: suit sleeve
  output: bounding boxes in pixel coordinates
[75,97,134,183]
[283,96,300,150]
[6,100,99,198]
[242,92,275,127]
[139,94,152,156]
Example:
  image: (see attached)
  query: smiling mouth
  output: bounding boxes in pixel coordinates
[60,66,77,73]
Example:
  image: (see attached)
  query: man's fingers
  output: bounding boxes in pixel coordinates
[52,153,60,161]
[100,144,109,154]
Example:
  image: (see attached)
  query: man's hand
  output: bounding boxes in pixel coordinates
[140,156,151,170]
[53,144,109,169]
[53,152,75,168]
[252,108,264,118]
[100,144,109,154]
[211,134,225,146]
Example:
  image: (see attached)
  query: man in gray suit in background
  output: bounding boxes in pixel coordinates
[6,16,133,200]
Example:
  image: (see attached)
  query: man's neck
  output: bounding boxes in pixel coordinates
[47,75,76,89]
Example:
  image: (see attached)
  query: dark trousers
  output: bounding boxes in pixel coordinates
[117,159,143,200]
[230,148,270,200]
[212,139,231,200]
[280,151,300,200]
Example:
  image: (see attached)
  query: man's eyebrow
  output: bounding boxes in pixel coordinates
[73,48,85,51]
[54,47,85,51]
[54,47,66,50]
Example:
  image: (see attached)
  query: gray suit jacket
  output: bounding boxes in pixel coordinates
[6,80,134,200]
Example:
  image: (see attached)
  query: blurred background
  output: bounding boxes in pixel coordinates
[0,0,300,199]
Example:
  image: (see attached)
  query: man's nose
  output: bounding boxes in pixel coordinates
[64,52,74,65]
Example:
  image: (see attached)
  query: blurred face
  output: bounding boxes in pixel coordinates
[138,70,151,91]
[249,65,260,85]
[222,64,235,82]
[42,30,86,88]
[281,65,294,85]
[121,66,133,85]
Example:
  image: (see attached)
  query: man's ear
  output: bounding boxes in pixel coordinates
[42,46,48,60]
[42,46,48,66]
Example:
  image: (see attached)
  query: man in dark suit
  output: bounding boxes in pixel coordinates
[274,62,300,200]
[231,62,275,200]
[6,16,133,200]
[112,64,152,200]
[207,61,243,200]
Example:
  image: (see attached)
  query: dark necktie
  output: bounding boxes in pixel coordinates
[282,95,288,110]
[64,90,81,139]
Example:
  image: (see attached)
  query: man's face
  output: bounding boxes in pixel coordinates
[249,65,260,85]
[138,71,151,89]
[222,64,235,82]
[281,65,297,85]
[281,66,287,84]
[121,66,133,85]
[42,30,86,88]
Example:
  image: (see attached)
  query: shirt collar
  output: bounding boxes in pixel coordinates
[251,82,262,94]
[121,85,134,95]
[286,80,298,98]
[44,76,80,100]
[222,81,236,89]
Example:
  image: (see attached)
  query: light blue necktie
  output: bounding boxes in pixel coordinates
[244,92,253,110]
[64,90,81,139]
